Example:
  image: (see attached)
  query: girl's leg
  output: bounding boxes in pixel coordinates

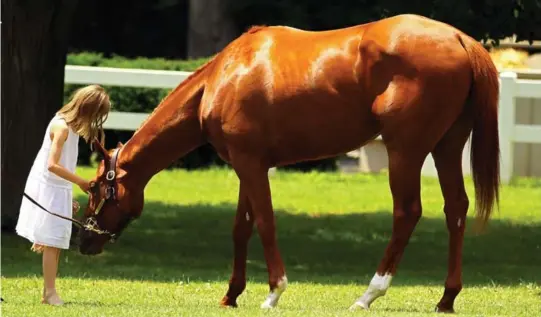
[42,246,63,305]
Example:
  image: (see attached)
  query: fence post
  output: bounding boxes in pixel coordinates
[498,71,517,184]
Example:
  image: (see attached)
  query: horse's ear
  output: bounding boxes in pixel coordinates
[117,141,124,148]
[91,138,110,161]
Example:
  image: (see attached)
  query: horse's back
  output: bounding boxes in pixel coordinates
[203,14,475,165]
[363,14,470,69]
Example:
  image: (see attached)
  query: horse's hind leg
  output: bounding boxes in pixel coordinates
[432,112,473,313]
[350,146,428,310]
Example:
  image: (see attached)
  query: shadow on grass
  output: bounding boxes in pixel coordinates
[2,200,540,288]
[61,301,124,308]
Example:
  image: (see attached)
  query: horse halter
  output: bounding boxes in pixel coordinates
[87,147,134,243]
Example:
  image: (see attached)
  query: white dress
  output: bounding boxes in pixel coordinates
[16,114,79,249]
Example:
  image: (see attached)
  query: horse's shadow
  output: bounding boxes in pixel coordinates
[2,200,540,288]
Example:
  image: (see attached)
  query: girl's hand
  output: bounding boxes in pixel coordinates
[72,200,80,214]
[78,180,90,194]
[47,119,93,191]
[31,243,45,254]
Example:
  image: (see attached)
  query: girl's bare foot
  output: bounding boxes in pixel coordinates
[42,288,64,306]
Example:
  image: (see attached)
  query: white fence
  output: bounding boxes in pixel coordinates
[64,65,541,183]
[65,65,191,131]
[497,71,541,182]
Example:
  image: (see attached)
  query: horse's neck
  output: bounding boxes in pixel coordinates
[119,72,208,187]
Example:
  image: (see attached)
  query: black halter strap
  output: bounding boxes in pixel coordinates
[105,148,120,200]
[93,147,134,243]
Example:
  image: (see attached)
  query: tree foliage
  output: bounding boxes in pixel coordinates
[67,0,540,60]
[2,0,79,231]
[229,0,541,44]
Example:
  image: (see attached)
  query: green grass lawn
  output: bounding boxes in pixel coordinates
[2,167,540,317]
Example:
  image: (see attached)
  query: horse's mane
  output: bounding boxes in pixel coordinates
[246,25,267,34]
[135,55,218,131]
[134,25,268,133]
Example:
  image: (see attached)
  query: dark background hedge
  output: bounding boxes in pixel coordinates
[68,0,541,60]
[65,0,541,171]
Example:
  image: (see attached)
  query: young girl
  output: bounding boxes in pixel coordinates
[15,84,111,306]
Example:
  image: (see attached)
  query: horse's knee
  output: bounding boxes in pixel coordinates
[395,199,422,223]
[410,201,422,222]
[444,196,469,215]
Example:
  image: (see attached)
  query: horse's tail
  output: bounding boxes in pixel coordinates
[457,33,501,230]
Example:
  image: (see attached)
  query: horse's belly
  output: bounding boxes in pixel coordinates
[268,102,380,166]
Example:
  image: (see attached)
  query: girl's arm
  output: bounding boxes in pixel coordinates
[47,120,90,193]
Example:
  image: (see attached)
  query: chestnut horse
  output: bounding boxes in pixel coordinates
[79,14,500,313]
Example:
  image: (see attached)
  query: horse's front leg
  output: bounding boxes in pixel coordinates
[220,183,254,307]
[232,157,287,309]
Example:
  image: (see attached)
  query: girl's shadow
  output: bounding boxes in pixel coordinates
[61,300,122,307]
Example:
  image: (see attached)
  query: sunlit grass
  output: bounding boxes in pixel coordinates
[2,166,540,316]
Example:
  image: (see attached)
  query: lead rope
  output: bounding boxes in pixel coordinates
[23,193,86,227]
[23,192,113,237]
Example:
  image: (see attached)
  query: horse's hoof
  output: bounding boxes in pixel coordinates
[260,293,280,309]
[219,297,238,308]
[260,302,275,309]
[435,305,455,314]
[260,276,287,309]
[349,301,369,311]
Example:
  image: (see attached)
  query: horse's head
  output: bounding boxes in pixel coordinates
[79,139,144,255]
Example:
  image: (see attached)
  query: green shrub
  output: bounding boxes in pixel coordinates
[67,52,211,71]
[67,52,337,172]
[65,52,212,113]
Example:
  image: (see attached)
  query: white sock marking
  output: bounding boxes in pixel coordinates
[261,276,288,309]
[350,272,393,310]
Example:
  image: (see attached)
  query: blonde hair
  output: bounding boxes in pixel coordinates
[58,84,111,144]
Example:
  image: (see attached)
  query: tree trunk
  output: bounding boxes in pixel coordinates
[187,0,238,58]
[1,0,79,232]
